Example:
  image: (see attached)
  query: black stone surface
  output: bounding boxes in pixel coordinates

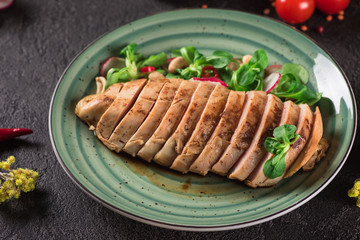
[1,0,359,239]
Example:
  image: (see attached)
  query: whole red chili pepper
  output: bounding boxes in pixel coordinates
[0,128,33,141]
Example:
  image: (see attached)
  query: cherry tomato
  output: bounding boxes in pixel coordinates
[315,0,350,14]
[275,0,315,24]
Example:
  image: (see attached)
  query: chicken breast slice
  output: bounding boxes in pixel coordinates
[302,138,329,171]
[211,91,267,176]
[96,79,147,141]
[153,82,216,167]
[284,106,323,178]
[189,91,246,176]
[105,78,167,152]
[228,94,284,181]
[245,101,300,188]
[170,84,230,173]
[255,103,314,187]
[123,78,182,156]
[75,82,123,128]
[137,80,199,162]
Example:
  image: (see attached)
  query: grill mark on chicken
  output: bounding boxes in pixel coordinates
[298,119,310,141]
[103,96,113,103]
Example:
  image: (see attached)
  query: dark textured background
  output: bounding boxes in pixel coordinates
[1,0,359,239]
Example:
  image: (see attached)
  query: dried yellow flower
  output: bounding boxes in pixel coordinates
[0,156,39,203]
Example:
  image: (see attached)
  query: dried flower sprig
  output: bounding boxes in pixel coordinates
[0,156,39,203]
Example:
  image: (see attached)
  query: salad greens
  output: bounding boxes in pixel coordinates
[271,63,322,105]
[172,46,209,79]
[229,49,267,91]
[104,43,139,89]
[102,43,322,106]
[139,52,167,68]
[105,43,167,89]
[206,50,234,68]
[263,124,300,179]
[119,43,141,80]
[279,63,309,84]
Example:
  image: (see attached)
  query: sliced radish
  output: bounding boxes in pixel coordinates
[264,64,282,78]
[264,72,281,93]
[166,57,175,64]
[0,0,14,10]
[192,77,228,88]
[100,57,126,77]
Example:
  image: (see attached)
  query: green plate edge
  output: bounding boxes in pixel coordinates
[49,9,357,231]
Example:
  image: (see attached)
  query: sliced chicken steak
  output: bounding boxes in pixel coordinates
[255,103,314,187]
[189,91,245,176]
[228,94,284,181]
[245,101,300,188]
[302,138,329,171]
[170,84,230,173]
[95,79,147,142]
[137,80,199,162]
[105,78,167,152]
[123,78,182,156]
[211,91,267,176]
[75,82,123,128]
[284,106,323,178]
[75,77,328,188]
[153,81,216,167]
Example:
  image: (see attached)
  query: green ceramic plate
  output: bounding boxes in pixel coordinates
[49,9,356,231]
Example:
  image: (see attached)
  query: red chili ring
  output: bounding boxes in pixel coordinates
[140,66,156,73]
[201,66,219,78]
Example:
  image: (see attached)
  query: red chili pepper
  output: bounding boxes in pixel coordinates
[140,66,156,73]
[0,128,33,141]
[201,66,219,78]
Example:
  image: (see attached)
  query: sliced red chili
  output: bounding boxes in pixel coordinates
[201,66,219,78]
[140,66,156,73]
[0,128,33,141]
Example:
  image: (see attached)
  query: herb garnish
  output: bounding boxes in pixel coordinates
[263,124,300,179]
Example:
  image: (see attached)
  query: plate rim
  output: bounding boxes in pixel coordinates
[48,8,358,232]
